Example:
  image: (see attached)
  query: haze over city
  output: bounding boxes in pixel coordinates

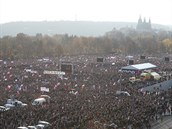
[0,0,172,25]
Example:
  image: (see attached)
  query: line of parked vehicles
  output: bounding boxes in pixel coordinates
[0,95,51,129]
[0,94,50,111]
[17,121,51,129]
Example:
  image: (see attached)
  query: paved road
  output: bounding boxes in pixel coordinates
[152,116,172,129]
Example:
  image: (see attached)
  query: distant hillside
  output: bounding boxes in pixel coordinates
[0,21,171,37]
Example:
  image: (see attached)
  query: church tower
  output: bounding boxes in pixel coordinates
[136,16,152,31]
[136,16,143,30]
[148,18,152,29]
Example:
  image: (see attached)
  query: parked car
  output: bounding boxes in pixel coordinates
[4,103,15,108]
[6,99,27,107]
[18,121,50,129]
[0,106,10,112]
[36,124,44,129]
[17,127,28,129]
[27,126,37,129]
[116,90,131,96]
[18,125,37,129]
[36,121,51,129]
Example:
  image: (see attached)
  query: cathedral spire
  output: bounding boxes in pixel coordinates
[149,18,151,24]
[144,17,146,23]
[138,15,142,23]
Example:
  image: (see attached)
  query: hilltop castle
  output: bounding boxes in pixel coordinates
[136,16,152,31]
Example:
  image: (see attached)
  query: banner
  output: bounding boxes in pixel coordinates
[40,87,49,92]
[25,69,38,73]
[43,70,65,75]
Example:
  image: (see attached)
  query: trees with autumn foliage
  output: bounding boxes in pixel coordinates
[0,28,172,60]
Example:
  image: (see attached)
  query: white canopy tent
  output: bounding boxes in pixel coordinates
[121,63,157,71]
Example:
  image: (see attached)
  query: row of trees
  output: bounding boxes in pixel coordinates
[0,28,172,60]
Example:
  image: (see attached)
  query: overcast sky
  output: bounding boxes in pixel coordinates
[0,0,172,25]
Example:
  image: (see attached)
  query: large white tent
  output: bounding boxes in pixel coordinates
[121,63,157,71]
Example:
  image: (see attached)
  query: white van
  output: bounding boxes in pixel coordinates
[40,95,51,103]
[32,98,46,106]
[116,91,131,96]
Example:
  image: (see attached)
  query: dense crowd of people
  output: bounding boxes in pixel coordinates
[0,54,172,129]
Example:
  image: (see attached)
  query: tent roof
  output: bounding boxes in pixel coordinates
[121,63,157,71]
